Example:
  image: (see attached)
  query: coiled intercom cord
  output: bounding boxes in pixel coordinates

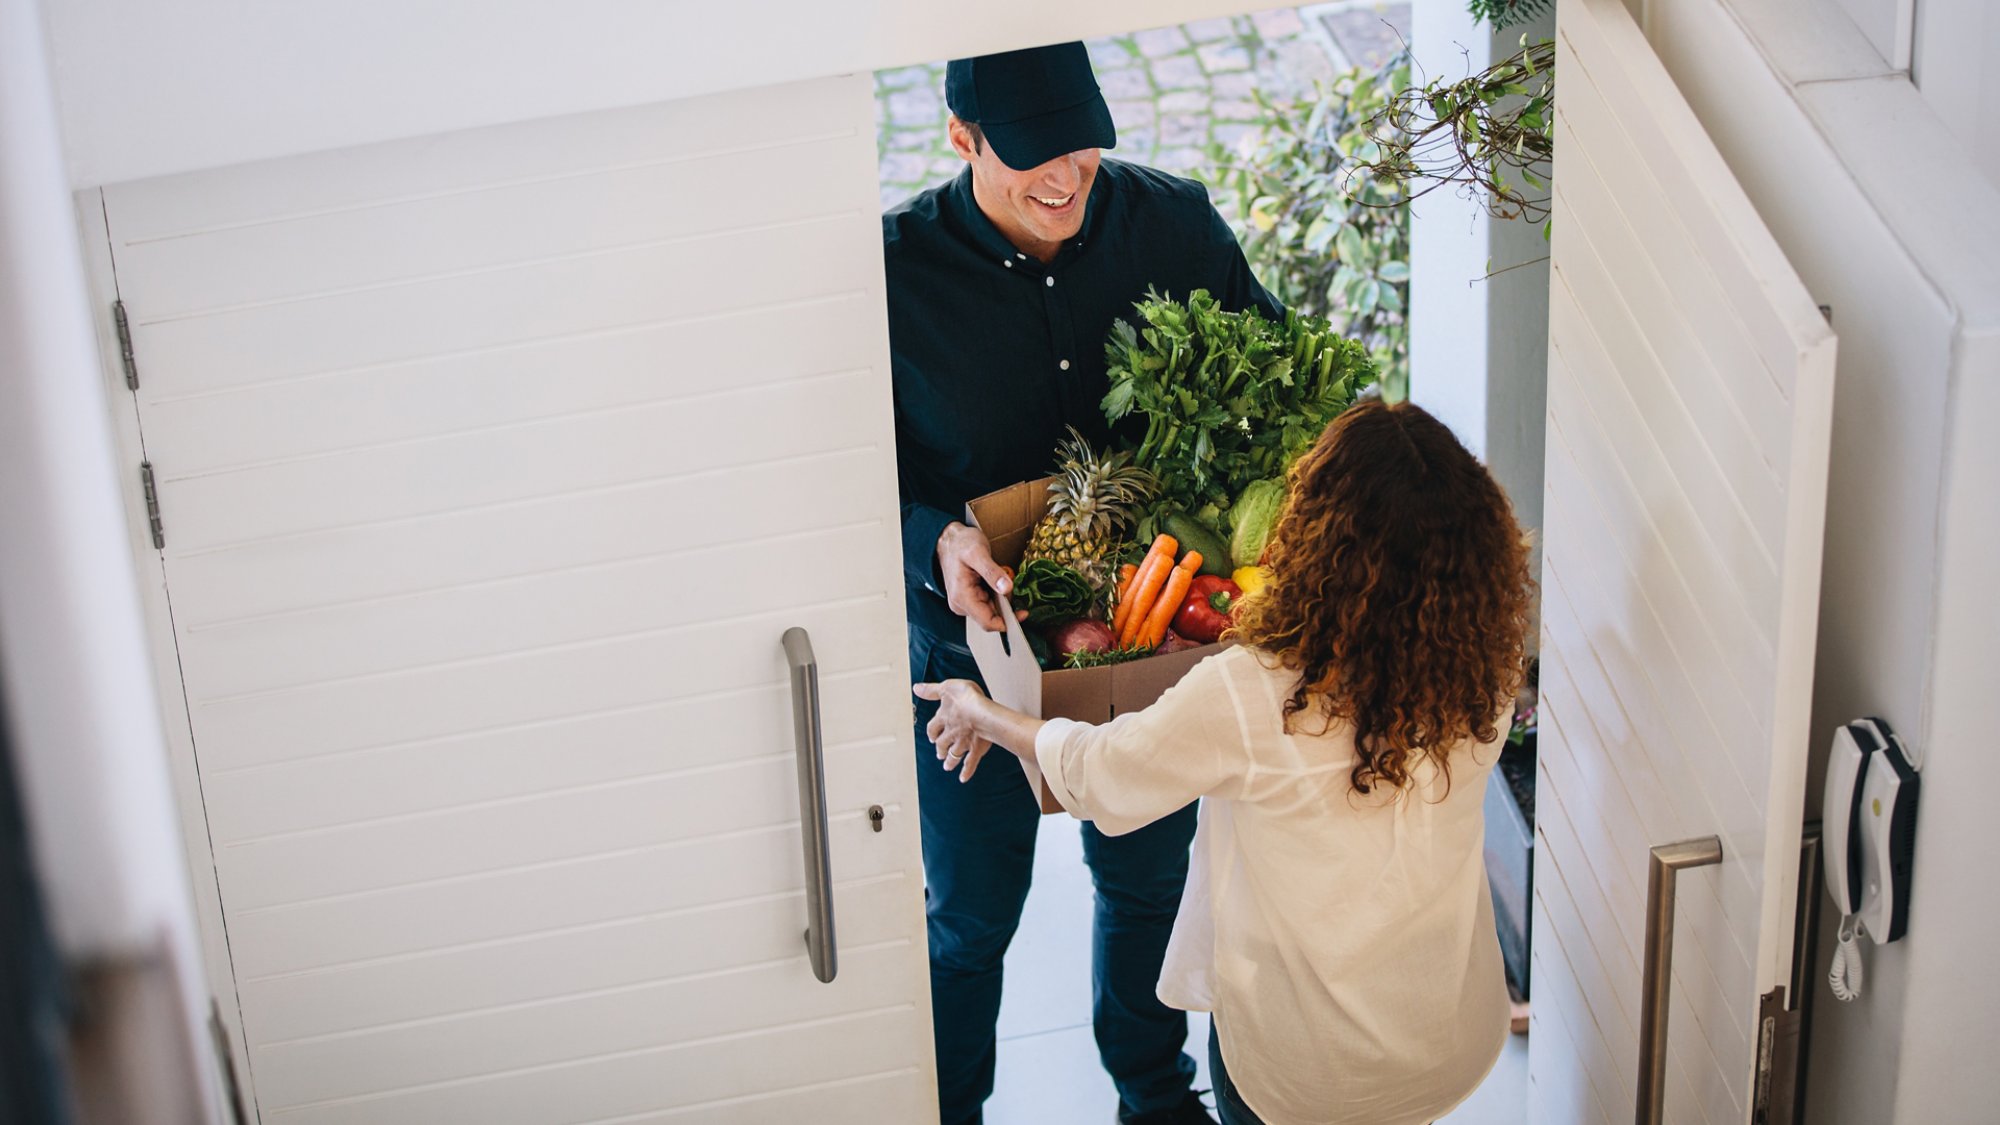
[1829,914,1865,1001]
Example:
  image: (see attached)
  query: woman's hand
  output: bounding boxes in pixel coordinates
[913,679,995,782]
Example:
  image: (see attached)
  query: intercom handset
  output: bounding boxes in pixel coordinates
[1823,717,1920,1001]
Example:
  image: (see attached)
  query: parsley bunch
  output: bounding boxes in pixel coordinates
[1101,289,1375,524]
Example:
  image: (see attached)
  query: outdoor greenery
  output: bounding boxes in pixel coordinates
[1468,0,1553,30]
[1354,37,1554,232]
[1205,54,1414,402]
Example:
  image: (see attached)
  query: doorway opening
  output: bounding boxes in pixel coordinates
[873,5,1541,1122]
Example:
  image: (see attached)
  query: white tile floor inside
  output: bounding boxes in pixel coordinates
[983,815,1527,1125]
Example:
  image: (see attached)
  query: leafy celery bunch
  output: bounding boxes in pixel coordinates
[1101,288,1374,525]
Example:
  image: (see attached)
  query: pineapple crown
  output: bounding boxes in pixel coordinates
[1046,425,1156,538]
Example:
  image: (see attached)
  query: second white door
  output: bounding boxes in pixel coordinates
[1533,0,1837,1122]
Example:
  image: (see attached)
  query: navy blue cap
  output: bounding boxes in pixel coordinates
[945,42,1117,171]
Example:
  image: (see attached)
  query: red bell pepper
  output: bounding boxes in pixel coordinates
[1171,575,1242,644]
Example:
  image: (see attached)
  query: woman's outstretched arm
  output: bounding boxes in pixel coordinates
[912,678,1044,783]
[918,652,1248,833]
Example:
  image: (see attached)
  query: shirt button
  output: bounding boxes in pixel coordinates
[1045,276,1055,288]
[1003,260,1013,268]
[1059,359,1071,371]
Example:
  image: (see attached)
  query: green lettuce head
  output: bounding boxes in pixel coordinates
[1229,477,1287,567]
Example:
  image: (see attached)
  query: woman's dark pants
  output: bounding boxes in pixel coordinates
[1206,1021,1268,1125]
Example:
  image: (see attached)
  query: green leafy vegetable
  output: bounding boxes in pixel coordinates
[1061,645,1160,670]
[1229,478,1287,567]
[1010,559,1095,625]
[1102,289,1375,524]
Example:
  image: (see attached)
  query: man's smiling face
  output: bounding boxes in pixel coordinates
[950,115,1101,264]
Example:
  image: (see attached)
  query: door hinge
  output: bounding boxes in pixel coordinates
[113,299,140,390]
[140,461,164,549]
[207,999,249,1125]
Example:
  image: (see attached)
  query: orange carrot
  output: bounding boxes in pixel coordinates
[1113,564,1139,607]
[1110,563,1140,640]
[1116,535,1178,645]
[1120,532,1176,640]
[1115,558,1164,644]
[1137,553,1201,650]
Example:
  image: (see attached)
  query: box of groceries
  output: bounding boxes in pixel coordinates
[957,290,1377,812]
[964,475,1232,814]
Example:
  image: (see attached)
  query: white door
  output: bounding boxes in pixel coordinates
[1533,0,1836,1122]
[85,74,936,1124]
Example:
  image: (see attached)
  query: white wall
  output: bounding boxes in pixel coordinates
[37,0,1261,188]
[1818,0,2000,196]
[1913,0,2000,191]
[1407,2,1552,535]
[1408,0,1494,458]
[1891,325,2000,1118]
[1834,0,1913,68]
[0,0,217,1113]
[1644,0,2000,1120]
[2,0,202,973]
[1482,96,1551,545]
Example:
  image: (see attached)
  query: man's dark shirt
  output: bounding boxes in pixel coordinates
[884,159,1282,664]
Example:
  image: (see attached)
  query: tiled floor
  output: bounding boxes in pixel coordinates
[984,815,1526,1125]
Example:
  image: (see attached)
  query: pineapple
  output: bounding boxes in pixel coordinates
[1022,427,1157,593]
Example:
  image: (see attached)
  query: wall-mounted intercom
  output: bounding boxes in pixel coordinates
[1823,717,1920,1001]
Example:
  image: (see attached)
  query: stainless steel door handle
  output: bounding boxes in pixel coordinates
[782,627,837,983]
[1637,836,1723,1124]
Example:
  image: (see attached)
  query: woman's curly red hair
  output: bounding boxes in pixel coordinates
[1229,400,1535,795]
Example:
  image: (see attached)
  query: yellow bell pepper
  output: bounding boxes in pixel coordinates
[1232,566,1270,598]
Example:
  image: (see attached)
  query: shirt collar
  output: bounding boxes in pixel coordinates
[1076,163,1110,246]
[944,168,1024,267]
[944,164,1109,271]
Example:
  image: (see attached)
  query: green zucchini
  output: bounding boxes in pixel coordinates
[1162,511,1234,577]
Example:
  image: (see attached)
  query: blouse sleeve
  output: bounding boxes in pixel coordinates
[1033,650,1251,836]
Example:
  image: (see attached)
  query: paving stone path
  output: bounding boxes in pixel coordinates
[875,4,1413,213]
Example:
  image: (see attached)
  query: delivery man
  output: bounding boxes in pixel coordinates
[884,41,1281,1125]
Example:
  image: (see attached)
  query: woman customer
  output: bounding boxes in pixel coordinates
[914,400,1535,1125]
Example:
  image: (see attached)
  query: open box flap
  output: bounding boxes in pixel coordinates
[963,580,1055,806]
[965,487,1060,809]
[963,589,1042,718]
[962,486,1049,718]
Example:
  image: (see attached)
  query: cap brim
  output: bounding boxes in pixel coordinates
[981,94,1118,172]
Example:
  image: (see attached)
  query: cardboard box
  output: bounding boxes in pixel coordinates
[965,477,1224,814]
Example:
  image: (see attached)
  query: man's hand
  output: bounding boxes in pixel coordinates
[935,521,1028,633]
[913,679,995,782]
